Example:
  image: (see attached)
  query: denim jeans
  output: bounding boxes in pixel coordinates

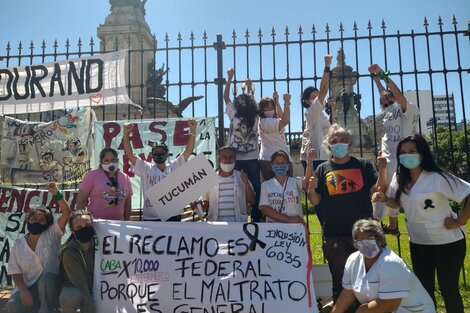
[7,272,59,313]
[60,286,94,313]
[235,159,261,222]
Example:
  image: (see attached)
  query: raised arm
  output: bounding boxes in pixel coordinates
[302,148,316,190]
[278,93,291,130]
[182,119,198,161]
[374,153,388,192]
[273,91,283,118]
[317,54,333,104]
[369,64,407,111]
[48,182,71,231]
[122,123,137,166]
[224,68,234,105]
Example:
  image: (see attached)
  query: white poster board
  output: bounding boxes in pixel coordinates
[146,153,218,221]
[94,221,318,313]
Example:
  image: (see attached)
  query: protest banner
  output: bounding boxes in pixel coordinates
[93,117,216,209]
[95,220,318,313]
[0,108,94,186]
[0,185,78,287]
[0,50,137,115]
[147,153,218,221]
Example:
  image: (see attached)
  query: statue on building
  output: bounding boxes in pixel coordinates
[146,62,203,117]
[110,0,147,15]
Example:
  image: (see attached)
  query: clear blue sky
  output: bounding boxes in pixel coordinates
[1,0,469,132]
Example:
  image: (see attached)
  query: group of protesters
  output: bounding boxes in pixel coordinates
[6,57,470,313]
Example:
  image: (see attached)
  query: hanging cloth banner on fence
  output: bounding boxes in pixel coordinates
[0,107,95,186]
[0,50,138,115]
[95,220,318,313]
[147,153,218,221]
[93,117,216,209]
[0,186,78,287]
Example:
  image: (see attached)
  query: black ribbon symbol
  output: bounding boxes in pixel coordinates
[243,222,267,251]
[424,199,435,210]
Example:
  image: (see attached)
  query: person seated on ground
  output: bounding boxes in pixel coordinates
[331,219,435,313]
[259,149,315,223]
[59,210,95,313]
[7,182,71,313]
[192,146,255,222]
[258,91,293,181]
[122,119,197,221]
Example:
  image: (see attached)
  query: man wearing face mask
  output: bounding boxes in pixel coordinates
[308,124,388,303]
[123,119,197,221]
[369,64,419,231]
[59,210,96,313]
[193,146,255,222]
[7,182,71,313]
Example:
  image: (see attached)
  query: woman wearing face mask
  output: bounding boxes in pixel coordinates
[372,134,470,313]
[7,182,71,313]
[300,54,333,171]
[259,149,315,223]
[332,219,435,313]
[258,91,293,181]
[59,210,96,313]
[77,148,133,220]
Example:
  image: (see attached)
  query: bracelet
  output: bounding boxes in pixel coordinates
[189,132,196,136]
[324,67,330,73]
[371,73,378,78]
[378,70,390,80]
[53,190,64,201]
[457,216,466,226]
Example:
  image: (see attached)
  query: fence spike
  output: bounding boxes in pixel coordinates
[53,39,58,49]
[298,25,303,35]
[353,21,358,31]
[311,24,316,34]
[258,27,263,38]
[284,26,290,36]
[423,17,429,28]
[232,29,237,40]
[381,19,387,30]
[41,40,46,50]
[78,37,82,48]
[245,28,250,38]
[66,38,70,49]
[89,37,94,47]
[18,41,23,53]
[367,20,372,31]
[203,30,208,40]
[451,15,457,26]
[271,27,276,37]
[190,31,195,41]
[30,40,34,51]
[165,33,169,42]
[438,16,443,27]
[339,22,344,33]
[177,32,182,41]
[325,23,330,33]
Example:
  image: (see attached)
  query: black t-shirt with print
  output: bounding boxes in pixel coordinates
[315,156,377,237]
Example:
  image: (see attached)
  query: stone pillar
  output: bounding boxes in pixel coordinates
[97,0,156,120]
[330,49,370,148]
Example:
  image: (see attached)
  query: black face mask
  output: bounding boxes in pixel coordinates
[74,226,95,243]
[27,222,49,235]
[152,153,168,164]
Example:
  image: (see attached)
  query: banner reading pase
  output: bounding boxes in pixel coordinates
[146,153,218,221]
[95,220,318,313]
[0,50,137,115]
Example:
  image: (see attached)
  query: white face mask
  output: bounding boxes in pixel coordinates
[102,162,119,173]
[355,239,381,259]
[264,110,275,118]
[219,162,235,173]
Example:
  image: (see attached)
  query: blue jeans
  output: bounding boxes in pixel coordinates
[235,159,261,222]
[7,272,59,313]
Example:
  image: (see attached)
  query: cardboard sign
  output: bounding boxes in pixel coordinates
[146,153,218,221]
[95,220,318,312]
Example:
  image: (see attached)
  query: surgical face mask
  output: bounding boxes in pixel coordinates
[355,239,380,259]
[264,110,275,118]
[399,153,421,169]
[272,164,289,176]
[27,222,49,235]
[102,162,119,173]
[220,162,235,173]
[74,225,95,243]
[330,143,349,158]
[153,152,168,164]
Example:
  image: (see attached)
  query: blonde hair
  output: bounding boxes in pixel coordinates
[321,123,353,157]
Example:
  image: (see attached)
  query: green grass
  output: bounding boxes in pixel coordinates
[304,212,470,313]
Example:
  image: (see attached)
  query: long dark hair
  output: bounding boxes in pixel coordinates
[301,86,318,109]
[234,94,258,129]
[395,134,454,200]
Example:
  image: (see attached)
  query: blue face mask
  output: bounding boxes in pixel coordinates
[399,154,421,169]
[330,143,349,158]
[272,164,289,176]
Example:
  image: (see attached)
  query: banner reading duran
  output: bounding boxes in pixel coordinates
[95,221,318,313]
[0,108,94,186]
[0,186,78,287]
[93,117,216,208]
[0,50,136,115]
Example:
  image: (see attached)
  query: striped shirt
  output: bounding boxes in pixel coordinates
[217,175,236,222]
